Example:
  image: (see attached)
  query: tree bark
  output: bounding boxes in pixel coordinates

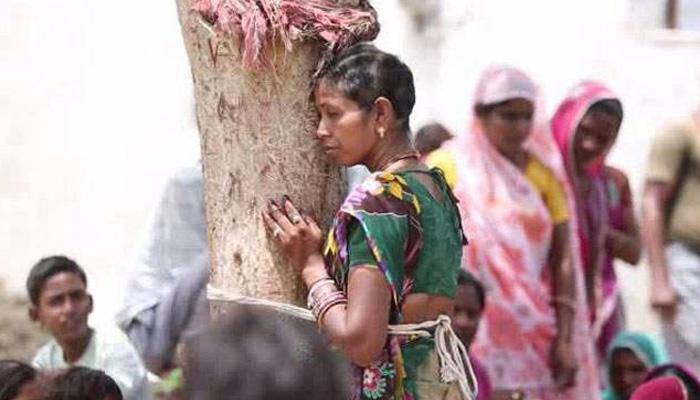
[175,0,346,312]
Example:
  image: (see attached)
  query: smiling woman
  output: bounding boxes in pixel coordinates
[551,82,641,361]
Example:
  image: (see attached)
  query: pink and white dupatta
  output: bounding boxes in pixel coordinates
[446,66,600,398]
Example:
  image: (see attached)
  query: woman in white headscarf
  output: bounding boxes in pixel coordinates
[428,66,600,399]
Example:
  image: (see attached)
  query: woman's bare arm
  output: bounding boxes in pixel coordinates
[548,222,577,389]
[642,182,677,318]
[549,223,574,341]
[303,261,391,367]
[606,175,641,264]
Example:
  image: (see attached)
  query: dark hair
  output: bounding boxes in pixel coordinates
[647,364,700,400]
[27,256,87,305]
[47,367,122,400]
[588,99,623,123]
[457,269,486,311]
[318,42,415,132]
[185,306,349,400]
[0,360,36,400]
[414,123,453,155]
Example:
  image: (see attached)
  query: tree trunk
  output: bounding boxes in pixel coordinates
[175,0,347,313]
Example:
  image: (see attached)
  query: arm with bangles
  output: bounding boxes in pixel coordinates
[263,198,392,367]
[302,261,391,367]
[548,222,578,389]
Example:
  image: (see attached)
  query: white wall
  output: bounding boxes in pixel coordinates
[2,0,699,332]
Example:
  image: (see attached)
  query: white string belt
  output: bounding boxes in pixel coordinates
[207,285,478,400]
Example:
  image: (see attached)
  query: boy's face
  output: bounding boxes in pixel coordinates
[33,272,92,342]
[453,285,483,349]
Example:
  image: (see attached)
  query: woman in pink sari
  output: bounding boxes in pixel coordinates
[428,66,600,399]
[551,82,641,361]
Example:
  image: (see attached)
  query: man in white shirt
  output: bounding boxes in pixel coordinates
[28,255,151,400]
[116,164,210,375]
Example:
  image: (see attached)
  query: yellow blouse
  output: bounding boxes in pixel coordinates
[426,148,569,224]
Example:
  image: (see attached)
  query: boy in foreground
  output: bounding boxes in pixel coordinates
[28,255,151,400]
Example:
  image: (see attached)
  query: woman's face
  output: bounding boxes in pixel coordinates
[452,284,483,349]
[314,79,377,166]
[479,98,534,157]
[573,108,620,167]
[610,348,649,400]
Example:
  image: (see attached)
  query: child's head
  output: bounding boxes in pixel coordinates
[453,269,486,349]
[414,122,453,156]
[185,305,349,400]
[606,332,669,400]
[26,256,92,343]
[0,360,46,400]
[47,367,122,400]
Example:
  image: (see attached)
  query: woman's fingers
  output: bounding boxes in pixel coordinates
[267,199,296,233]
[304,214,322,237]
[283,196,307,228]
[261,209,285,240]
[265,196,323,246]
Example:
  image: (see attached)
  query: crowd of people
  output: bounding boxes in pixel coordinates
[2,43,699,400]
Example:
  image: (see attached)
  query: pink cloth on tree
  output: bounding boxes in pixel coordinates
[191,0,379,70]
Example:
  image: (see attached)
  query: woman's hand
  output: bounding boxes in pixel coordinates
[604,228,623,255]
[650,284,678,321]
[605,227,641,265]
[261,197,324,278]
[550,338,577,389]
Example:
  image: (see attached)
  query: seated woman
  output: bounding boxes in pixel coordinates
[602,331,669,400]
[262,43,471,399]
[551,82,641,360]
[428,65,600,399]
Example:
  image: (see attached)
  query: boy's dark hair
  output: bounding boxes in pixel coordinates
[27,256,87,305]
[0,360,36,400]
[588,98,623,124]
[47,367,122,400]
[185,305,349,400]
[318,42,415,132]
[414,122,453,155]
[457,269,486,311]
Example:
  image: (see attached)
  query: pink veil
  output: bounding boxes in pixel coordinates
[444,66,600,398]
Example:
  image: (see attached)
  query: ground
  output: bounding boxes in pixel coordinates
[0,283,49,361]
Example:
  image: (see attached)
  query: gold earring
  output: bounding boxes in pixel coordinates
[378,127,386,139]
